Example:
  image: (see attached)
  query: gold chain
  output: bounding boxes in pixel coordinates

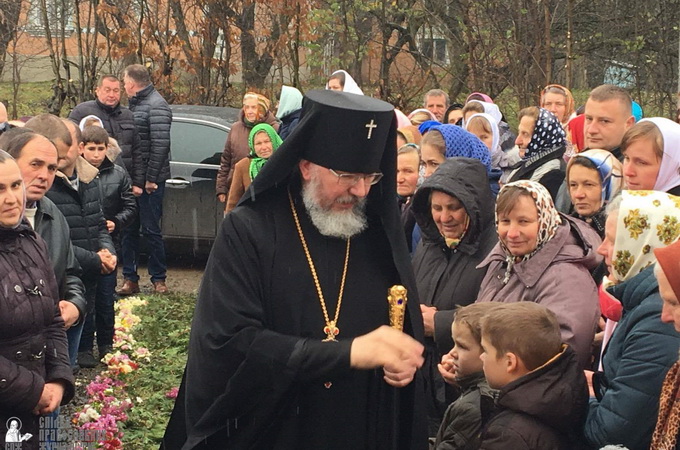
[288,190,350,342]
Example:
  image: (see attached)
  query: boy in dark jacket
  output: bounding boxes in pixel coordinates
[78,125,136,367]
[478,302,589,450]
[45,120,117,369]
[431,303,498,450]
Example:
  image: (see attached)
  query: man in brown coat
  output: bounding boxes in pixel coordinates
[215,92,279,202]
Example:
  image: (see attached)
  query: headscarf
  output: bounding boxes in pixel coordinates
[276,86,303,120]
[567,114,586,153]
[465,112,502,170]
[248,124,282,181]
[567,149,623,206]
[464,100,502,125]
[638,118,680,193]
[611,190,680,282]
[541,84,576,125]
[408,108,438,125]
[443,103,464,125]
[325,70,364,95]
[397,126,422,145]
[0,151,26,230]
[654,240,680,301]
[632,101,644,122]
[431,124,491,173]
[418,120,440,135]
[78,115,103,131]
[525,108,566,159]
[466,92,494,104]
[394,109,412,128]
[496,180,562,284]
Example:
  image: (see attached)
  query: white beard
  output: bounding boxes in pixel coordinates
[302,177,368,239]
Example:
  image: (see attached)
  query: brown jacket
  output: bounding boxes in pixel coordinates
[215,110,278,196]
[225,158,252,213]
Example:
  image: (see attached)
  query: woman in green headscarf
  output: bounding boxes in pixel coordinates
[225,123,282,213]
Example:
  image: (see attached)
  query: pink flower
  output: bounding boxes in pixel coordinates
[165,387,179,399]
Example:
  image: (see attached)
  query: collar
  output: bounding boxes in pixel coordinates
[95,99,121,115]
[55,156,99,184]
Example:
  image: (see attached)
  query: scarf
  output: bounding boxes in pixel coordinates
[326,70,364,95]
[431,124,491,173]
[541,84,575,125]
[611,190,680,282]
[465,112,501,168]
[444,215,470,250]
[650,359,680,450]
[496,180,562,284]
[463,100,502,126]
[276,86,303,120]
[525,108,566,159]
[567,149,623,207]
[654,240,680,301]
[248,123,282,181]
[639,118,680,193]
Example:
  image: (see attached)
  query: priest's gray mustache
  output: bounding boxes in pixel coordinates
[335,195,359,205]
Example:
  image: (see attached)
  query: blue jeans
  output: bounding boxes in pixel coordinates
[67,319,85,368]
[122,182,167,283]
[79,270,117,353]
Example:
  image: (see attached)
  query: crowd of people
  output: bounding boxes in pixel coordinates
[1,64,680,450]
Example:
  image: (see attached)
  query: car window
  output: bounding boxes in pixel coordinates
[171,119,228,164]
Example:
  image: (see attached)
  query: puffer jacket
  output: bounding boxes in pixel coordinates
[68,99,145,188]
[476,215,602,370]
[585,267,680,450]
[432,372,496,450]
[46,157,115,286]
[480,346,589,449]
[412,157,498,434]
[34,196,87,321]
[278,109,301,141]
[215,109,280,195]
[0,222,75,450]
[95,156,137,245]
[128,84,172,184]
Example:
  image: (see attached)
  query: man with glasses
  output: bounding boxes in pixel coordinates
[162,90,426,450]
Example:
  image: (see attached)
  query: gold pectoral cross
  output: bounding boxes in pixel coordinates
[323,321,340,342]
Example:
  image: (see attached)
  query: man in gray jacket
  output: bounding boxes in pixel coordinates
[120,64,172,295]
[2,129,87,368]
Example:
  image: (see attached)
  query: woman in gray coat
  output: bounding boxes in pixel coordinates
[476,180,602,370]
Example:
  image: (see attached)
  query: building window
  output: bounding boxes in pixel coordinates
[25,0,75,37]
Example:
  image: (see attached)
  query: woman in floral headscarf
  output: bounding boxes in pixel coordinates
[475,180,602,370]
[225,124,282,213]
[507,107,567,200]
[585,190,680,450]
[566,149,623,238]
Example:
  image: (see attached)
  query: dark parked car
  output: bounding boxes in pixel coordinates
[163,105,240,254]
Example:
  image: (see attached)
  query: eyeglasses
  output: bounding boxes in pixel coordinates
[329,169,383,187]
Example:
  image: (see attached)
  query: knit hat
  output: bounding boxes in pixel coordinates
[654,239,680,299]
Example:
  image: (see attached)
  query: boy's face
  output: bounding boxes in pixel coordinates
[480,334,512,389]
[80,141,107,168]
[450,322,484,380]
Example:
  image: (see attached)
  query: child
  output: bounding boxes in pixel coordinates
[431,303,498,450]
[78,125,136,366]
[478,302,589,449]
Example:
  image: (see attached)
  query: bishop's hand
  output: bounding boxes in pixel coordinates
[350,325,424,388]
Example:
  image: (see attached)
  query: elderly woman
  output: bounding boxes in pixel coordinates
[0,151,74,450]
[621,117,680,195]
[507,107,567,201]
[585,191,680,450]
[650,240,680,449]
[411,157,497,434]
[225,124,282,213]
[216,92,279,201]
[566,149,623,238]
[476,180,602,370]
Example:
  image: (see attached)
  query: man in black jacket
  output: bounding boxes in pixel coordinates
[45,119,117,368]
[68,74,145,190]
[2,129,87,369]
[121,64,172,295]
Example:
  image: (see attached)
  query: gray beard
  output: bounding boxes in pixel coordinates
[302,178,368,239]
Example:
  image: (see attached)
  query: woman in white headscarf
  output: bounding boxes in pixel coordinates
[325,70,364,95]
[276,85,303,140]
